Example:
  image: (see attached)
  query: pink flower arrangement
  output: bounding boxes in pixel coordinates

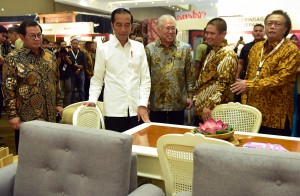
[192,118,233,135]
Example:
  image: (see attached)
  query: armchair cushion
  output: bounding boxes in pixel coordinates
[14,121,133,196]
[128,184,165,196]
[193,144,300,196]
[0,163,17,196]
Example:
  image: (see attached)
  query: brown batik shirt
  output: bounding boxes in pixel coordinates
[194,40,238,116]
[2,47,63,122]
[242,39,299,130]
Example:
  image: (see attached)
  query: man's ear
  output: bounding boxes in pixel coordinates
[221,31,227,37]
[19,34,25,42]
[111,23,115,34]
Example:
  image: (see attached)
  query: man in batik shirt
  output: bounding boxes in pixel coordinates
[194,18,238,122]
[231,10,300,136]
[145,14,194,125]
[2,20,63,153]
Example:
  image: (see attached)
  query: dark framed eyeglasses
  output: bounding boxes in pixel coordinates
[28,33,42,40]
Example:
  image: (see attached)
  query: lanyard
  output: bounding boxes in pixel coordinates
[254,38,285,81]
[202,46,226,71]
[202,50,215,71]
[70,49,79,62]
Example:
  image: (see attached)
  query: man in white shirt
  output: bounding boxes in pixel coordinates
[84,8,151,132]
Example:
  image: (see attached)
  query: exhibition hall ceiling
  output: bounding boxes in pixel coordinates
[55,0,218,13]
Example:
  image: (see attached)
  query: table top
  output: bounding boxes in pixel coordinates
[124,123,300,153]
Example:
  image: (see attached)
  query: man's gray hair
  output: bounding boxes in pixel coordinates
[157,15,176,29]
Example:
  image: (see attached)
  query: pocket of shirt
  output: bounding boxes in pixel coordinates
[128,57,141,72]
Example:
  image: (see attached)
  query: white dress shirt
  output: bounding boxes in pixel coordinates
[89,35,151,117]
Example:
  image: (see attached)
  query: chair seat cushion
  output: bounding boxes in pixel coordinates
[14,121,132,196]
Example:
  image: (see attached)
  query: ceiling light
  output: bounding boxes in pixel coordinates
[111,0,167,5]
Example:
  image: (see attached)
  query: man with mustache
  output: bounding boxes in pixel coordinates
[231,10,300,136]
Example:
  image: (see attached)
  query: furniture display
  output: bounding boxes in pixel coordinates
[211,102,262,133]
[0,154,13,168]
[0,121,164,196]
[123,122,300,180]
[175,143,300,195]
[157,133,233,196]
[0,147,9,159]
[73,104,105,129]
[0,147,14,168]
[61,101,105,129]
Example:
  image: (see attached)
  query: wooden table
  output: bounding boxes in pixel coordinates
[124,122,300,180]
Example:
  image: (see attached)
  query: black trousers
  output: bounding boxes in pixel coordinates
[194,115,204,126]
[150,111,185,125]
[259,116,291,136]
[104,115,141,133]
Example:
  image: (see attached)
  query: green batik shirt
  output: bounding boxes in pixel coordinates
[145,39,195,111]
[2,47,64,122]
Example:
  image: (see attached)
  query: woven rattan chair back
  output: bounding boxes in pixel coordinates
[73,104,105,129]
[157,132,234,196]
[212,102,262,133]
[61,101,105,129]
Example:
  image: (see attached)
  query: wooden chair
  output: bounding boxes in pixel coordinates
[0,154,13,168]
[73,104,105,129]
[61,101,105,129]
[157,132,234,196]
[0,147,9,159]
[212,102,262,133]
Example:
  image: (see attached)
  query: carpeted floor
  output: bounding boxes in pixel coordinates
[0,113,16,155]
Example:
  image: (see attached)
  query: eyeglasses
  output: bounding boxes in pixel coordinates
[28,33,42,40]
[266,22,283,28]
[162,26,176,32]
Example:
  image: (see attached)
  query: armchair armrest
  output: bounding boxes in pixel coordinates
[0,163,17,196]
[128,184,165,196]
[129,153,138,193]
[174,192,192,196]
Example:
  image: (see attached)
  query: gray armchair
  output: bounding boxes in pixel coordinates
[176,143,300,196]
[0,121,164,196]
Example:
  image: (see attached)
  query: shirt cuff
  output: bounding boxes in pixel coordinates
[139,98,149,108]
[246,80,255,88]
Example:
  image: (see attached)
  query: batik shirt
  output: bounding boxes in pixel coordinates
[2,47,63,122]
[145,39,195,111]
[242,39,299,130]
[194,40,238,116]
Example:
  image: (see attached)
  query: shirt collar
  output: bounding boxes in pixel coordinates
[211,40,228,51]
[23,47,45,56]
[155,39,179,48]
[111,35,131,47]
[264,38,286,49]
